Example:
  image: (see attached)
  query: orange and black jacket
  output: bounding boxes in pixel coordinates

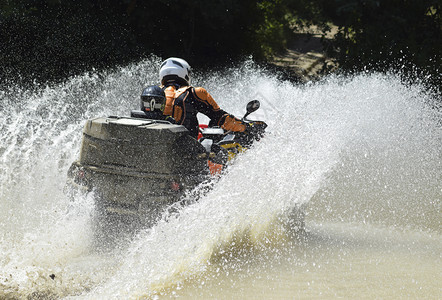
[163,84,246,138]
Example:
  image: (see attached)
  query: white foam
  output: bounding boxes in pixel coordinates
[0,59,440,298]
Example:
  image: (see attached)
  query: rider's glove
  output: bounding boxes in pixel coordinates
[244,122,257,134]
[164,115,176,124]
[244,121,267,138]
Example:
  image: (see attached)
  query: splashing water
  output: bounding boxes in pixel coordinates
[0,58,440,299]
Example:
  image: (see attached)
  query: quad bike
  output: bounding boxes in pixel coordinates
[66,100,267,248]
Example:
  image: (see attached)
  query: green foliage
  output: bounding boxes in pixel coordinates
[1,0,281,84]
[279,0,441,91]
[125,0,265,60]
[327,0,441,90]
[0,0,440,91]
[256,0,290,56]
[0,0,139,84]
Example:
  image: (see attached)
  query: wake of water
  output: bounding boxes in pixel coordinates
[0,58,440,298]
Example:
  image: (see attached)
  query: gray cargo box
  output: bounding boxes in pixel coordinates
[79,116,207,174]
[67,116,209,234]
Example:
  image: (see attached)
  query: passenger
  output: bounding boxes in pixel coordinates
[131,85,176,123]
[159,57,253,138]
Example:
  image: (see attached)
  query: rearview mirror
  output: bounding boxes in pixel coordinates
[243,100,260,120]
[246,100,260,114]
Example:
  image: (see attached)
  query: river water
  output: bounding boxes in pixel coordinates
[0,58,440,299]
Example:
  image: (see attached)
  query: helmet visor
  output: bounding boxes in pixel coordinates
[142,97,165,112]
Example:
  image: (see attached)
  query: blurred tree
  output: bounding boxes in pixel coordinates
[0,0,138,85]
[0,0,440,92]
[124,0,278,61]
[1,0,288,84]
[326,0,441,90]
[280,0,441,91]
[255,0,292,56]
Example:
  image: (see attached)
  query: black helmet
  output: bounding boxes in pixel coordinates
[140,85,166,112]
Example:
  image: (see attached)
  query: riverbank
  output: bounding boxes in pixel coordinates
[268,27,338,83]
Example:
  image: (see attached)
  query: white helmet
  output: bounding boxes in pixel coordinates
[159,57,191,86]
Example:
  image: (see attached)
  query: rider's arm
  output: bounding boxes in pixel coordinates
[192,87,246,132]
[162,85,176,116]
[218,114,246,132]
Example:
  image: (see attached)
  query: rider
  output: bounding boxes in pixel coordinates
[131,85,176,123]
[159,57,252,138]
